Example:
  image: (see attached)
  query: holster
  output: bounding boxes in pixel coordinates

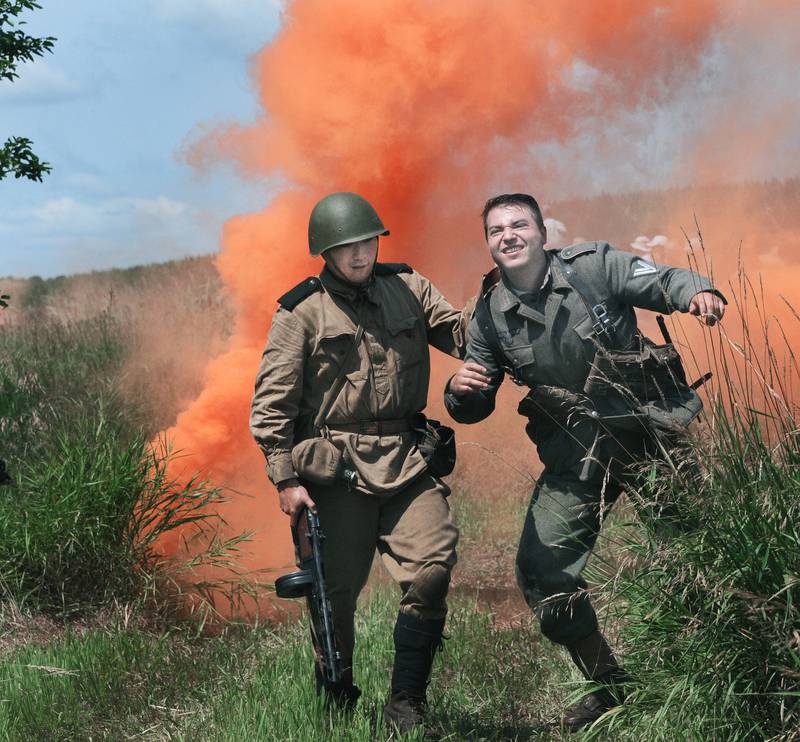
[411,413,457,478]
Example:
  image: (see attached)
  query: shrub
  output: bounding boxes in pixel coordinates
[0,313,236,615]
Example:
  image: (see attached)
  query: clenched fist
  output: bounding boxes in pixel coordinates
[688,291,726,326]
[277,478,316,526]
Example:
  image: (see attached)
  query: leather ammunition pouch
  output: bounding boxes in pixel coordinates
[582,337,703,433]
[411,413,457,478]
[518,337,703,438]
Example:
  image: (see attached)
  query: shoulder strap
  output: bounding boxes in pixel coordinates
[552,251,618,349]
[312,324,365,433]
[278,276,323,310]
[474,267,524,385]
[374,262,413,276]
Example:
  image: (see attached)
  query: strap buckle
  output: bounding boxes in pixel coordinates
[591,302,615,340]
[503,364,526,386]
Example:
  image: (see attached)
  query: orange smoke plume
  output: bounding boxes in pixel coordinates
[157,0,800,608]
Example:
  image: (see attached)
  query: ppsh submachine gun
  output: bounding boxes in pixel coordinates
[275,508,343,684]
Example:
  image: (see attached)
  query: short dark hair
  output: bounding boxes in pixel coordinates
[481,193,545,237]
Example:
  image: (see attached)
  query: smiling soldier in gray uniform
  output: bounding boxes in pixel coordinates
[445,193,726,731]
[251,192,472,735]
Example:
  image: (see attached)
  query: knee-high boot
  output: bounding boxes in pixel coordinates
[563,630,629,732]
[383,612,445,734]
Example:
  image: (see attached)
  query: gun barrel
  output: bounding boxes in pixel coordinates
[307,510,343,683]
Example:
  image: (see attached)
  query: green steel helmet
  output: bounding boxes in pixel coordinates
[308,192,389,256]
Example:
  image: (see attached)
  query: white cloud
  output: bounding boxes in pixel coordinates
[0,60,83,104]
[562,59,605,93]
[63,172,109,193]
[130,196,189,221]
[3,195,192,237]
[151,0,281,47]
[544,217,568,248]
[0,193,211,278]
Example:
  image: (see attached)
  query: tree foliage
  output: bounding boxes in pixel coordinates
[0,0,56,181]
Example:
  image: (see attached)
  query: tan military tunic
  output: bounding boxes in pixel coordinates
[251,264,470,494]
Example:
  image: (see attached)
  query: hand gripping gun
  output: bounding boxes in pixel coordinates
[275,508,343,684]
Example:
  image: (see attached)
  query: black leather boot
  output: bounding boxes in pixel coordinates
[562,667,629,732]
[0,459,12,486]
[314,663,361,712]
[382,612,445,735]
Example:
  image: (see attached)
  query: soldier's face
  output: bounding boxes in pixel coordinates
[325,237,379,284]
[485,204,546,273]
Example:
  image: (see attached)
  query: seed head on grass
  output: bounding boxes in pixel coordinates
[583,257,800,741]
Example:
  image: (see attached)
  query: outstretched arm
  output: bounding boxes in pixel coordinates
[600,243,727,318]
[405,271,476,359]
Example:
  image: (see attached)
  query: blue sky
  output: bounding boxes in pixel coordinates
[2,2,798,279]
[1,0,281,278]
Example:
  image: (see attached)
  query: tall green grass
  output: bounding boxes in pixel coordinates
[585,271,800,740]
[0,312,234,615]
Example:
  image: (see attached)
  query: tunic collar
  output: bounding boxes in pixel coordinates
[495,250,568,311]
[320,265,379,305]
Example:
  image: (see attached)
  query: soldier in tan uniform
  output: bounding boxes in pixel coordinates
[251,192,470,733]
[445,193,726,731]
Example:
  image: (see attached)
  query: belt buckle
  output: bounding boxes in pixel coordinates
[360,421,379,435]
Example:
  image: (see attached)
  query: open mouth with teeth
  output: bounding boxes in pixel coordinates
[501,245,524,255]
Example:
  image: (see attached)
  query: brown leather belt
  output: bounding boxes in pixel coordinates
[326,418,412,435]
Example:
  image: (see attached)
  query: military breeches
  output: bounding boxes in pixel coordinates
[311,474,458,660]
[516,418,650,645]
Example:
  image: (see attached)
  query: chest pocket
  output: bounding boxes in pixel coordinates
[312,331,362,384]
[503,344,536,384]
[387,314,425,371]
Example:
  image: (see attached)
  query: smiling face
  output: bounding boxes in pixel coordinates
[485,203,547,276]
[323,237,379,284]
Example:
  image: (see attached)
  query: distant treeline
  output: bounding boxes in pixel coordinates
[549,177,800,246]
[4,178,800,305]
[9,255,222,313]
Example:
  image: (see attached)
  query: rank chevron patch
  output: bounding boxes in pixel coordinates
[632,259,658,277]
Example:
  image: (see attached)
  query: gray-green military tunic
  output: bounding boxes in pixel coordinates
[445,241,724,645]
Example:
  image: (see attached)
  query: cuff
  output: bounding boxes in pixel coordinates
[679,275,723,311]
[444,387,493,425]
[266,450,297,486]
[689,288,728,306]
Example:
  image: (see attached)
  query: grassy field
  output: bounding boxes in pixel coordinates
[1,209,799,740]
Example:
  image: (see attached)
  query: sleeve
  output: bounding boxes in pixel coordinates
[601,243,727,313]
[250,307,307,486]
[443,306,505,424]
[409,271,475,359]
